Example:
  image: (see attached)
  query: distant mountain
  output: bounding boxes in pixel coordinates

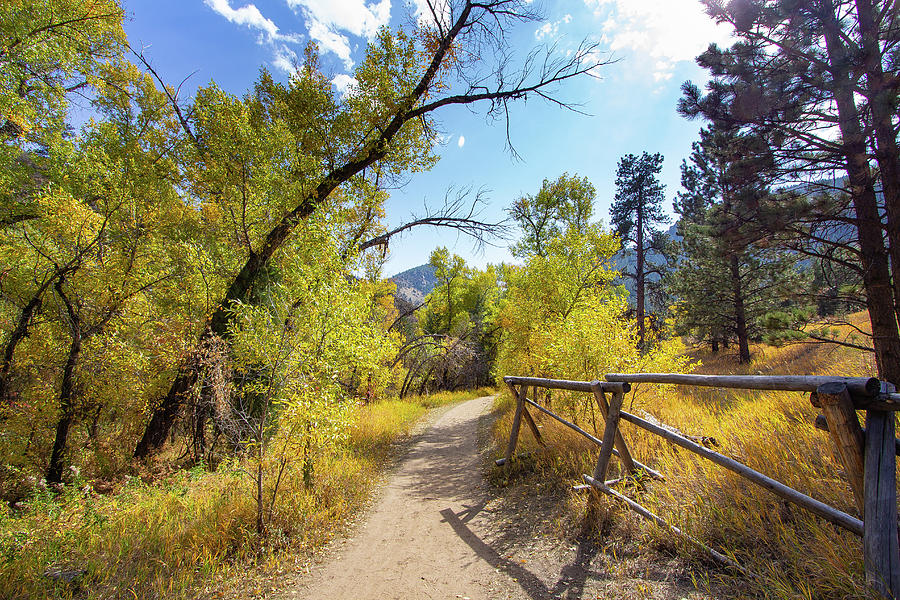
[390,264,437,304]
[612,223,678,303]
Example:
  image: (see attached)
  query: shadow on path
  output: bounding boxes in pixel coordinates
[440,505,602,600]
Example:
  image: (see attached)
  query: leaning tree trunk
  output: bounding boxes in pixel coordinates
[133,349,202,457]
[853,0,900,324]
[0,293,42,402]
[0,270,64,402]
[822,5,900,384]
[134,70,450,458]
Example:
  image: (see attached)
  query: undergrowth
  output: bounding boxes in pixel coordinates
[0,387,494,599]
[491,314,885,599]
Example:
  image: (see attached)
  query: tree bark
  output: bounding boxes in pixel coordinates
[822,2,900,384]
[0,268,70,402]
[133,353,200,457]
[0,293,42,402]
[46,318,82,485]
[729,253,751,363]
[636,202,646,350]
[853,0,900,323]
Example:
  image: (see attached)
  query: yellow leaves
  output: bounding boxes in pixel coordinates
[201,202,223,225]
[495,223,692,384]
[35,186,104,242]
[1,0,127,144]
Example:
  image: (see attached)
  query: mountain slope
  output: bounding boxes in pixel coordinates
[390,264,437,304]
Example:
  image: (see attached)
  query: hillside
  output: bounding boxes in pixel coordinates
[390,264,437,304]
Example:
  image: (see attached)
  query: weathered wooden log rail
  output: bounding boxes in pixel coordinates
[499,373,900,598]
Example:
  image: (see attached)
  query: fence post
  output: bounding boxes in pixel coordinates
[815,382,866,514]
[864,383,900,597]
[592,390,625,483]
[520,392,546,447]
[502,382,526,464]
[591,382,636,475]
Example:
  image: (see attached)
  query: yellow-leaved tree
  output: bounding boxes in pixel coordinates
[496,174,691,419]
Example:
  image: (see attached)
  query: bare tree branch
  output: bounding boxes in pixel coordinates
[358,186,510,254]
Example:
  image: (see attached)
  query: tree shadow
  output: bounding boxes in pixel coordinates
[439,504,603,600]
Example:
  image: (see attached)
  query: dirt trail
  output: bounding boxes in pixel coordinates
[288,396,712,600]
[292,395,522,599]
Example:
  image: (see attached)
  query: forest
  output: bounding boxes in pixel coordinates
[2,0,899,598]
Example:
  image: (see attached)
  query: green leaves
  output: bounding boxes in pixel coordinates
[0,0,125,143]
[509,173,596,258]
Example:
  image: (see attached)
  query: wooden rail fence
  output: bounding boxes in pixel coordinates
[498,373,900,598]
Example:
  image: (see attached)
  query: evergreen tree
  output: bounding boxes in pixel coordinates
[670,126,804,363]
[610,152,670,350]
[682,0,900,381]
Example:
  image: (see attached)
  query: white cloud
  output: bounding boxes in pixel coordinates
[457,135,465,148]
[205,0,303,73]
[205,0,300,43]
[534,21,557,41]
[535,14,573,41]
[273,45,298,73]
[307,18,354,68]
[585,0,733,81]
[288,0,391,37]
[332,73,359,97]
[407,0,452,28]
[287,0,392,67]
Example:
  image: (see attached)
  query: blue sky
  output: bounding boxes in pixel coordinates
[122,0,734,276]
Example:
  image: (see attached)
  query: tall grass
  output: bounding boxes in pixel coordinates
[0,387,495,599]
[491,318,885,599]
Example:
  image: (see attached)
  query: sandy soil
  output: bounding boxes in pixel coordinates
[285,396,725,600]
[289,396,521,599]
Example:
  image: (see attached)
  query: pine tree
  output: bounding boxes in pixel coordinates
[610,152,669,350]
[670,126,799,362]
[682,0,900,381]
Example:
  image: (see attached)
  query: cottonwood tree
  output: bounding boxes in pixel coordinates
[0,0,124,146]
[215,230,400,536]
[508,173,596,257]
[427,247,468,333]
[403,253,502,395]
[134,0,610,456]
[0,0,129,402]
[610,152,670,350]
[496,218,692,424]
[0,59,187,481]
[682,0,900,381]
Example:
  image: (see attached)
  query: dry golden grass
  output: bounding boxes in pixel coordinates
[491,314,887,599]
[0,387,494,600]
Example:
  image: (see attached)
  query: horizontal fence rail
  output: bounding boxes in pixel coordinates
[499,372,899,596]
[504,376,629,394]
[605,373,881,396]
[520,396,663,479]
[616,409,864,535]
